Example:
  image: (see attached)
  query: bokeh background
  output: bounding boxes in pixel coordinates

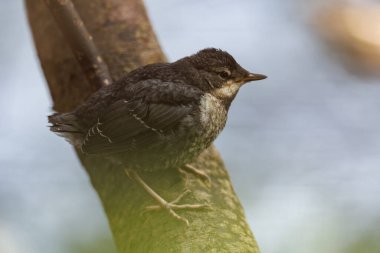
[1,0,380,252]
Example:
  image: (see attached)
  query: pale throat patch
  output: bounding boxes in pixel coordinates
[212,80,240,98]
[199,93,227,125]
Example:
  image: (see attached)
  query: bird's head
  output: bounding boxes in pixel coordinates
[186,48,266,100]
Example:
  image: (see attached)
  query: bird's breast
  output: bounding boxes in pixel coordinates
[198,93,228,138]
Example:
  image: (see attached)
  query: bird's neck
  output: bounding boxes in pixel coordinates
[210,82,240,110]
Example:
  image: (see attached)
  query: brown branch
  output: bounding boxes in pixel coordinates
[26,0,260,252]
[44,0,112,88]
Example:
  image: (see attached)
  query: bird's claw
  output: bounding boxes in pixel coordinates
[144,189,211,226]
[181,164,212,187]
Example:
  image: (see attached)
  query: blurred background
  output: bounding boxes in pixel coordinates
[1,0,380,252]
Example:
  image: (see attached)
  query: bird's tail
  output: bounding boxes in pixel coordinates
[48,113,84,146]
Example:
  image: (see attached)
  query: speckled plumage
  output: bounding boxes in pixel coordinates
[49,48,266,172]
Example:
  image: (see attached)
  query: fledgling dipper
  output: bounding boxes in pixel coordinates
[49,48,266,224]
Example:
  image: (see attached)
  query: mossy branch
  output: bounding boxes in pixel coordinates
[25,0,260,252]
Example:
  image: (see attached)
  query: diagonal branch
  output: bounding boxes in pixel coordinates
[26,0,260,252]
[44,0,112,88]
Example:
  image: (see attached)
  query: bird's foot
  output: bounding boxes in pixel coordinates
[145,189,210,225]
[124,169,210,225]
[180,164,212,187]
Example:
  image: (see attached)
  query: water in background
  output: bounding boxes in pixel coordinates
[1,0,379,252]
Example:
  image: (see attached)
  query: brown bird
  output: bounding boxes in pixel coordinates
[49,48,266,224]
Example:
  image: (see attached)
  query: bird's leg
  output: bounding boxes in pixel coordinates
[125,169,209,225]
[181,164,211,187]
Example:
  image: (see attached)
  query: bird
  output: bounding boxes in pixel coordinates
[48,48,266,224]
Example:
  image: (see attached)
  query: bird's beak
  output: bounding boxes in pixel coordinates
[243,73,267,82]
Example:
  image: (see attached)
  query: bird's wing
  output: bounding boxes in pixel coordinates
[81,98,194,154]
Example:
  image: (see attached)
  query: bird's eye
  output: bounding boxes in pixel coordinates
[219,71,230,79]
